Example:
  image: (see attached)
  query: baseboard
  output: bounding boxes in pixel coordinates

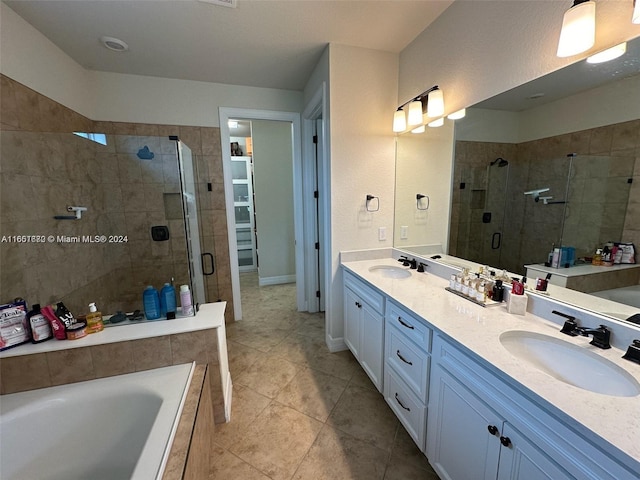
[325,333,348,353]
[258,274,296,287]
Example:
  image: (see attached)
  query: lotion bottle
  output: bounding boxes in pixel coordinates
[85,303,104,334]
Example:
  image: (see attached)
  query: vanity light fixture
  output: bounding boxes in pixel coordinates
[633,0,640,23]
[393,109,407,132]
[392,85,443,132]
[428,118,444,128]
[557,0,596,57]
[427,87,444,117]
[586,42,627,63]
[447,108,466,120]
[411,125,426,134]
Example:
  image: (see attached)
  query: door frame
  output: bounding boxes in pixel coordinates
[219,107,303,320]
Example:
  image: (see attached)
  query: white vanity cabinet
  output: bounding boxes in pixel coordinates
[384,301,431,451]
[427,335,635,480]
[343,271,385,391]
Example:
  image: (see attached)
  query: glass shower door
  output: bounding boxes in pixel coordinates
[177,141,206,310]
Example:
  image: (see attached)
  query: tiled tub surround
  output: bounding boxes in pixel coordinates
[0,302,231,424]
[341,253,640,477]
[0,74,233,322]
[1,362,195,480]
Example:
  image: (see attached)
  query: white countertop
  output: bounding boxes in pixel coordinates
[341,257,640,469]
[0,302,226,359]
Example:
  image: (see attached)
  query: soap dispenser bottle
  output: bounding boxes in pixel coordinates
[85,303,104,334]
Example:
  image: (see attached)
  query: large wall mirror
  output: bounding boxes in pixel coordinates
[395,35,640,325]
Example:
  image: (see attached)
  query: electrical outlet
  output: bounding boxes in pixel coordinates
[378,227,387,241]
[400,226,408,240]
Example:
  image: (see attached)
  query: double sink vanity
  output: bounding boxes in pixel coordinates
[341,249,640,480]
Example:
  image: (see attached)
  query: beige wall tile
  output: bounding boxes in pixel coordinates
[0,353,51,394]
[91,341,135,378]
[47,347,95,386]
[132,335,173,371]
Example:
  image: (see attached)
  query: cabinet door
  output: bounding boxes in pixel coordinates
[427,365,502,480]
[497,424,572,480]
[360,300,384,391]
[343,287,361,359]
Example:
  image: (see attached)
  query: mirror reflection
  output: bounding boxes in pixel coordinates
[395,35,640,324]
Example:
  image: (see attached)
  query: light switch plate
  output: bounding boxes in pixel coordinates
[378,227,387,241]
[400,225,408,240]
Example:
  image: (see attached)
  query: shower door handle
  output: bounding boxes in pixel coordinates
[491,232,501,250]
[201,253,215,275]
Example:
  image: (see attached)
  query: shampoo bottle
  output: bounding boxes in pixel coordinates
[85,303,104,334]
[143,286,161,320]
[160,283,176,318]
[180,284,194,316]
[27,303,53,343]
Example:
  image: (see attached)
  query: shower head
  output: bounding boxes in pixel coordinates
[490,157,509,167]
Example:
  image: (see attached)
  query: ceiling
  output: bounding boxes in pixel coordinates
[475,36,640,112]
[4,0,453,91]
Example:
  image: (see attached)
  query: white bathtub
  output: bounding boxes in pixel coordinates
[592,285,640,309]
[0,363,194,480]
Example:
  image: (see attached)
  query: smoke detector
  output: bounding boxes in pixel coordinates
[100,36,129,52]
[198,0,237,7]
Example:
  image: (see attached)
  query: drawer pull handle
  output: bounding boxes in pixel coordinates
[500,436,512,448]
[394,393,411,411]
[396,350,413,365]
[487,425,499,436]
[397,317,415,330]
[355,301,362,308]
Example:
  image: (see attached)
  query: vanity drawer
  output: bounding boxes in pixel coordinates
[344,271,384,314]
[386,301,431,350]
[384,367,427,452]
[386,324,430,400]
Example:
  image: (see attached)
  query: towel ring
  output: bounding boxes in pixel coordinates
[366,194,380,212]
[416,194,429,210]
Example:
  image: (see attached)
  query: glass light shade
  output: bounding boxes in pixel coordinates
[393,110,406,132]
[407,100,423,126]
[586,43,626,64]
[447,108,466,120]
[427,88,444,117]
[411,125,425,134]
[633,0,640,24]
[556,1,596,57]
[428,118,444,128]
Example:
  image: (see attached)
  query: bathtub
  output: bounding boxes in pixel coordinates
[592,285,640,309]
[0,363,194,480]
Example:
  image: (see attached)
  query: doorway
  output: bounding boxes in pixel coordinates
[220,108,304,320]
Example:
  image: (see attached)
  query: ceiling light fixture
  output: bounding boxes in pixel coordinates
[557,0,596,57]
[586,42,627,63]
[447,109,466,120]
[392,85,444,133]
[428,118,444,128]
[100,36,129,52]
[633,0,640,23]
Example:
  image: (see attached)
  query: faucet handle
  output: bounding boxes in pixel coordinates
[417,262,428,273]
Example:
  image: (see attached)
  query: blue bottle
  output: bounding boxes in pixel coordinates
[160,283,176,318]
[143,286,161,320]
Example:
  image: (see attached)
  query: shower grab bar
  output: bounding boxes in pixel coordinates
[201,253,215,275]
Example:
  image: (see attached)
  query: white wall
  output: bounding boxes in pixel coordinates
[0,2,303,126]
[327,43,398,343]
[399,0,640,119]
[456,74,640,143]
[252,119,296,284]
[0,2,93,117]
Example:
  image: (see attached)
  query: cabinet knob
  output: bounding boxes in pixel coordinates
[487,425,499,436]
[500,436,512,448]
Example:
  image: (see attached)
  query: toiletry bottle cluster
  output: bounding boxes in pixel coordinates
[143,283,193,320]
[591,242,636,266]
[0,298,105,352]
[448,267,507,305]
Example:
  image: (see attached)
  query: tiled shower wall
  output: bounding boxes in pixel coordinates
[0,74,233,322]
[451,119,640,274]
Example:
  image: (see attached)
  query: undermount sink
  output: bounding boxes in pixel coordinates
[368,265,411,279]
[500,330,640,397]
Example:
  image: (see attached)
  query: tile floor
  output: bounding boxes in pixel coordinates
[211,273,440,480]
